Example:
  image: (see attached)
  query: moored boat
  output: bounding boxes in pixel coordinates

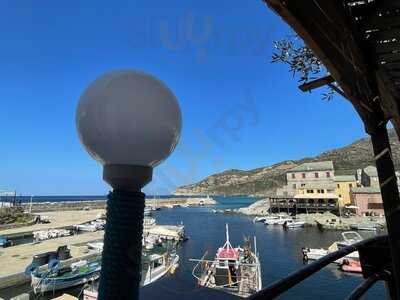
[265,216,292,225]
[302,231,362,264]
[350,223,380,231]
[340,258,362,273]
[30,259,101,294]
[82,245,179,299]
[190,224,262,298]
[283,220,305,229]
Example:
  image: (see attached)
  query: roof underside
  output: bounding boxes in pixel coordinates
[264,0,400,137]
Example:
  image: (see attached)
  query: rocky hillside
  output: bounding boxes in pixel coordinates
[174,129,400,196]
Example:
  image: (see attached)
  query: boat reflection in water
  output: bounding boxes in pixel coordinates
[190,224,262,298]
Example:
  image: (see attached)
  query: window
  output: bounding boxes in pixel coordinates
[315,172,319,178]
[307,189,314,193]
[301,183,305,187]
[337,184,340,188]
[326,172,331,178]
[292,184,296,189]
[291,173,295,179]
[349,183,353,188]
[302,173,306,178]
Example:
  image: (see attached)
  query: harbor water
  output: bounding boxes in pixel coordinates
[0,196,384,299]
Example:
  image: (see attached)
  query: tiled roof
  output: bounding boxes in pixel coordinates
[351,187,381,194]
[334,175,356,182]
[289,161,333,172]
[363,166,378,177]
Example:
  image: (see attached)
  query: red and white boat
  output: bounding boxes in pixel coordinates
[190,224,262,298]
[341,258,362,273]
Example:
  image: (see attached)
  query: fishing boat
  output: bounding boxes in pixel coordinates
[190,224,262,298]
[302,231,362,264]
[30,259,101,294]
[141,246,180,286]
[283,220,305,229]
[82,245,179,299]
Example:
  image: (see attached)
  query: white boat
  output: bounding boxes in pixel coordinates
[33,229,72,242]
[265,216,292,225]
[83,246,179,299]
[75,224,97,232]
[141,249,179,286]
[350,223,379,231]
[190,224,262,298]
[143,217,156,229]
[302,231,362,264]
[283,220,305,229]
[87,242,104,253]
[253,216,271,223]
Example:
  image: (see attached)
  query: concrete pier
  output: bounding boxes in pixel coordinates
[0,231,103,289]
[0,209,105,238]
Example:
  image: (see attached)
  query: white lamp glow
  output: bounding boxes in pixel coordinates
[76,70,182,167]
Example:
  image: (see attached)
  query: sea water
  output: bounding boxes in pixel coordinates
[0,196,384,300]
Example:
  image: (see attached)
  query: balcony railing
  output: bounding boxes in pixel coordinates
[248,235,392,300]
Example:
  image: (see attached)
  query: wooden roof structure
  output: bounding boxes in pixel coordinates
[264,0,400,137]
[261,2,400,298]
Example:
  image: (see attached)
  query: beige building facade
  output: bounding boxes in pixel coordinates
[334,175,357,206]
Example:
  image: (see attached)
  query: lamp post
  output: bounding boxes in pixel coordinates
[76,70,182,300]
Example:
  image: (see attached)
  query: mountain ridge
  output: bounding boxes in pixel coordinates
[174,129,400,196]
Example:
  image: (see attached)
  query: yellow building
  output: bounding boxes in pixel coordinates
[334,175,357,206]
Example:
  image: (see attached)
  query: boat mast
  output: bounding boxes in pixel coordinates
[224,223,233,250]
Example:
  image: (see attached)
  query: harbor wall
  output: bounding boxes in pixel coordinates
[22,197,216,212]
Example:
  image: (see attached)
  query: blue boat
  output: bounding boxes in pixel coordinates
[0,235,9,247]
[29,259,101,294]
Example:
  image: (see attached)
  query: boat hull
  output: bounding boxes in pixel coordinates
[32,270,100,294]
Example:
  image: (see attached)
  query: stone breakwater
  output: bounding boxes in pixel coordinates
[22,197,217,212]
[235,199,270,215]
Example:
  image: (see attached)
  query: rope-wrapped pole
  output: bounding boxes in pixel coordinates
[98,189,145,300]
[98,164,152,300]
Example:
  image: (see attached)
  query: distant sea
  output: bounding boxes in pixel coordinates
[1,195,259,208]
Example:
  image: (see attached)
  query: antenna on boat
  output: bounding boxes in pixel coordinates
[222,223,234,250]
[226,223,229,244]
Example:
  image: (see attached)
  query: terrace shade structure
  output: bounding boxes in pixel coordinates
[261,0,400,299]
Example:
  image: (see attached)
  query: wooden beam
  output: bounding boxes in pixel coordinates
[370,124,400,300]
[298,75,334,92]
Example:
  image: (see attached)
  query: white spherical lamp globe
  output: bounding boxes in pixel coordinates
[76,70,182,168]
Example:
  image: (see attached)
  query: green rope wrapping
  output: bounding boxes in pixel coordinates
[98,189,145,300]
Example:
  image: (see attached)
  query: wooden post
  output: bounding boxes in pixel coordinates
[370,124,400,300]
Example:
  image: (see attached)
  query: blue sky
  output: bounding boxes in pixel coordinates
[0,1,367,195]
